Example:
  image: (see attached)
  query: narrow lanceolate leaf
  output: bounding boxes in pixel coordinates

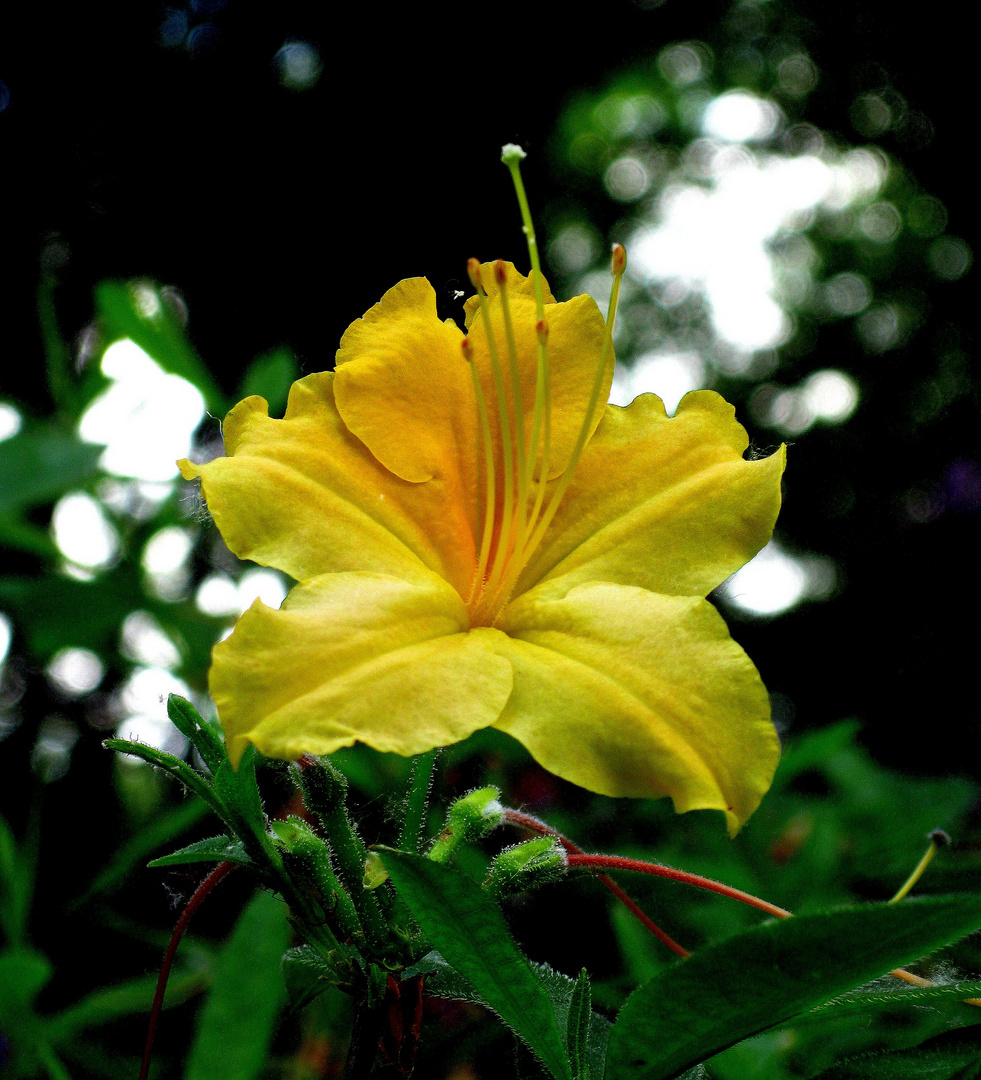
[103,738,228,824]
[378,849,572,1080]
[605,895,981,1080]
[568,968,592,1080]
[813,1026,981,1079]
[148,835,251,869]
[185,889,290,1080]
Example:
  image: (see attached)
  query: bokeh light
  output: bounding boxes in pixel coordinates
[115,667,193,756]
[719,539,836,616]
[46,647,105,698]
[78,338,205,483]
[609,351,706,413]
[0,402,22,441]
[120,611,181,669]
[142,525,196,601]
[275,41,322,90]
[0,612,11,667]
[51,492,120,571]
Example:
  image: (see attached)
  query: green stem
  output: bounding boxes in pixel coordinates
[398,749,438,854]
[297,759,390,950]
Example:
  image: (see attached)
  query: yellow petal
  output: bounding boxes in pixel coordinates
[519,391,785,599]
[493,581,779,835]
[463,262,610,480]
[179,372,478,599]
[333,277,477,486]
[211,570,513,767]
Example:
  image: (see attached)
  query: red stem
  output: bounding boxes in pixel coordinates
[565,854,793,920]
[503,809,690,957]
[139,861,236,1080]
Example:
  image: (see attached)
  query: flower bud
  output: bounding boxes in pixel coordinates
[485,836,568,898]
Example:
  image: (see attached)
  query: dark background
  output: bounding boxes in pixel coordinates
[0,0,976,768]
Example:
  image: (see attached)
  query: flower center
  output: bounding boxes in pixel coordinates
[461,149,625,628]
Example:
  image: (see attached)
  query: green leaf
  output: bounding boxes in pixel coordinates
[94,279,225,414]
[379,849,572,1080]
[568,969,592,1080]
[185,889,290,1080]
[214,748,266,836]
[0,425,103,516]
[235,347,299,418]
[813,1026,981,1079]
[148,834,251,868]
[167,694,227,775]
[605,895,981,1080]
[45,966,209,1045]
[104,737,229,825]
[0,812,36,947]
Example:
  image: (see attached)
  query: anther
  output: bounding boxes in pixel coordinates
[536,319,549,344]
[466,258,483,291]
[500,143,527,164]
[494,259,507,285]
[461,337,474,362]
[611,242,627,276]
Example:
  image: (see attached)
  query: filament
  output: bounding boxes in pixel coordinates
[462,336,496,601]
[468,260,517,600]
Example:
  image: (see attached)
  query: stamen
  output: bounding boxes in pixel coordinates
[889,829,950,903]
[467,259,517,599]
[503,145,552,557]
[495,260,529,548]
[489,245,626,614]
[461,336,496,603]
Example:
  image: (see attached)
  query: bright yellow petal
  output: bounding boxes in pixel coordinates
[463,262,611,480]
[333,277,476,486]
[179,372,478,599]
[493,581,779,835]
[519,391,785,599]
[211,570,513,767]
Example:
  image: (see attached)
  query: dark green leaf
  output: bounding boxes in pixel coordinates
[185,889,290,1080]
[568,968,592,1080]
[167,694,227,775]
[806,980,981,1020]
[605,895,981,1080]
[813,1026,981,1079]
[0,812,36,947]
[45,967,209,1045]
[148,834,251,868]
[214,748,266,835]
[235,347,299,418]
[0,426,103,516]
[379,849,571,1080]
[94,279,225,414]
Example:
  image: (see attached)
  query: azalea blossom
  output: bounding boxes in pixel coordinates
[180,241,785,834]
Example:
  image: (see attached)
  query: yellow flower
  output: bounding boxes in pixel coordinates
[180,253,785,834]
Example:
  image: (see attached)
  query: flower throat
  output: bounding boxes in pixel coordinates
[462,145,625,628]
